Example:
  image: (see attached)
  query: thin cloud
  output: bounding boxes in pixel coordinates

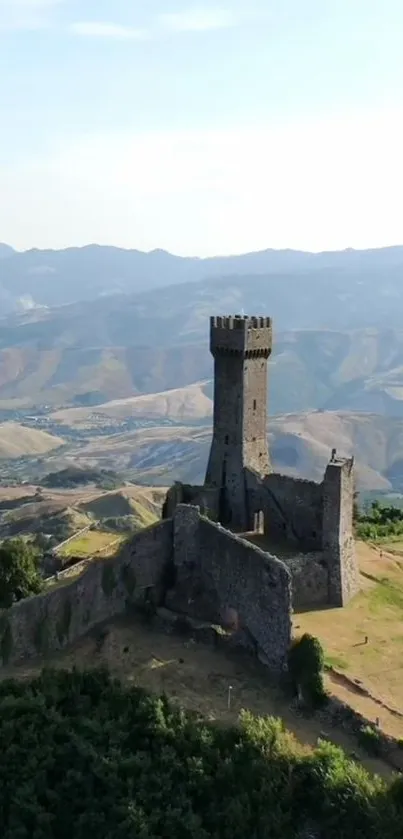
[0,0,63,31]
[70,21,147,40]
[157,8,237,32]
[69,8,237,41]
[0,0,61,6]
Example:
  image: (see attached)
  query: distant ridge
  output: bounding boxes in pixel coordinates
[1,242,403,312]
[0,243,15,259]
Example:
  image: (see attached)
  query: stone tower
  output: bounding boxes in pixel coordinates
[205,315,272,529]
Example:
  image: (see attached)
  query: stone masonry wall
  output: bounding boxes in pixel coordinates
[168,505,292,669]
[285,553,328,609]
[0,519,173,669]
[262,473,323,549]
[163,482,219,522]
[322,458,358,606]
[198,516,292,669]
[165,504,222,622]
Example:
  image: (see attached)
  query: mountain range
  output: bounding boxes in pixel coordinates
[1,242,403,322]
[1,242,403,494]
[1,321,403,417]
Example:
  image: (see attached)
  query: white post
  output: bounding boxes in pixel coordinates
[227,685,233,710]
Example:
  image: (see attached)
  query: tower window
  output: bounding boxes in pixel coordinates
[224,434,229,444]
[253,399,257,410]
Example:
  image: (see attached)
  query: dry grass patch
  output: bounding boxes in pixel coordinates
[58,529,124,559]
[378,538,403,557]
[295,541,403,736]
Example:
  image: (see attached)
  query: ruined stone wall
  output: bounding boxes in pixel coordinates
[163,482,219,522]
[198,517,292,669]
[285,553,328,610]
[162,483,184,519]
[0,519,173,669]
[168,505,292,670]
[245,469,323,550]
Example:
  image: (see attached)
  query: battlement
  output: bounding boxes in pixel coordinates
[210,314,272,357]
[210,315,272,329]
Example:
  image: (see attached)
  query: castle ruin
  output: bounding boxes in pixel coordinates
[0,315,359,674]
[164,314,358,620]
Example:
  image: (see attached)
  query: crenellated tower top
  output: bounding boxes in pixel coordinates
[209,314,272,358]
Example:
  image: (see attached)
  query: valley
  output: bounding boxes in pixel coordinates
[2,251,403,501]
[0,481,166,556]
[2,405,403,494]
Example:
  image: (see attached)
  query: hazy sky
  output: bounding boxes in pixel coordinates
[1,0,403,255]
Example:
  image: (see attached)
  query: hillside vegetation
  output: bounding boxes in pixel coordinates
[356,500,403,542]
[0,666,401,838]
[0,484,165,543]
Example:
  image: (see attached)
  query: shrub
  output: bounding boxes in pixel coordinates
[0,668,400,838]
[357,724,382,756]
[0,537,43,607]
[288,633,327,708]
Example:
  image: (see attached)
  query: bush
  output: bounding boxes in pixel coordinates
[39,466,121,490]
[0,667,401,838]
[0,538,43,608]
[288,633,327,708]
[355,500,403,541]
[357,724,382,756]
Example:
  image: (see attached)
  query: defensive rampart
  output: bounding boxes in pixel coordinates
[0,506,292,673]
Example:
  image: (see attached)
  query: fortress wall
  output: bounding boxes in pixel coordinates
[0,519,173,669]
[183,485,220,520]
[119,518,173,593]
[285,553,328,610]
[165,504,221,621]
[323,458,358,606]
[260,473,323,549]
[198,517,292,669]
[163,483,219,522]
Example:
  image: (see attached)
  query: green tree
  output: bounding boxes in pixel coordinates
[288,633,327,707]
[32,532,51,552]
[0,667,401,837]
[0,538,43,608]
